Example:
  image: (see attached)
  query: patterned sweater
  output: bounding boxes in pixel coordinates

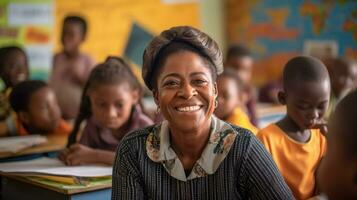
[112,119,294,200]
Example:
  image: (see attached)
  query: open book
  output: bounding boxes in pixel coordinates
[0,135,47,155]
[0,157,112,185]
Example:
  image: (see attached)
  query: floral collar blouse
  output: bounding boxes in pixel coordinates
[146,116,237,181]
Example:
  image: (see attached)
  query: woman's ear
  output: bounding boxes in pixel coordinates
[18,111,30,124]
[213,82,218,98]
[152,89,159,106]
[277,91,286,105]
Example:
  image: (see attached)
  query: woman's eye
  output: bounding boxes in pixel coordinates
[193,79,207,85]
[163,80,179,87]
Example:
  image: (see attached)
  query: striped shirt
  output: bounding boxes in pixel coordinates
[112,122,294,200]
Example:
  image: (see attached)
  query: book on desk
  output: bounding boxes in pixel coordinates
[0,135,112,199]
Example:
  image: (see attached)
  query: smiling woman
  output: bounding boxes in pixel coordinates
[112,26,294,199]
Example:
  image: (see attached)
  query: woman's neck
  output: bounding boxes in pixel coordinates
[169,118,212,169]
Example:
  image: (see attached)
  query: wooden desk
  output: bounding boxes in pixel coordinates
[1,174,111,200]
[0,135,67,160]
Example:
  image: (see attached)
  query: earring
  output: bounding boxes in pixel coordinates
[156,106,160,114]
[214,99,218,108]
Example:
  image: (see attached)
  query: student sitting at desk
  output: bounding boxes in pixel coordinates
[8,80,71,136]
[214,68,258,134]
[257,56,329,200]
[59,57,153,166]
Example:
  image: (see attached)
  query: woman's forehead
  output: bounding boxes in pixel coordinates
[158,51,212,77]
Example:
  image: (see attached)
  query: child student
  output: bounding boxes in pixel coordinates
[257,56,330,200]
[0,46,29,136]
[317,89,357,200]
[50,15,95,120]
[214,69,258,134]
[9,80,71,136]
[59,57,153,166]
[326,57,357,117]
[225,44,258,125]
[0,46,29,119]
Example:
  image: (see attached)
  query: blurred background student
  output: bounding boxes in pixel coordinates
[326,57,357,118]
[0,46,29,136]
[214,68,258,134]
[224,44,258,126]
[9,80,71,136]
[60,57,152,166]
[50,15,95,121]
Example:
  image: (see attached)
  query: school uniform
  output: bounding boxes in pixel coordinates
[79,104,153,151]
[225,107,258,135]
[257,124,326,200]
[16,117,71,136]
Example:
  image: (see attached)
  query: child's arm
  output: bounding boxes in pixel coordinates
[59,144,115,166]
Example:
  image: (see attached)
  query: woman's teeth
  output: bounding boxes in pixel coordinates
[177,105,200,112]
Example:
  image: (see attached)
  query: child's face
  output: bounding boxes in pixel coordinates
[1,50,28,88]
[331,62,357,95]
[61,22,84,54]
[283,80,330,130]
[22,87,61,134]
[318,114,356,200]
[88,83,138,130]
[226,56,253,84]
[214,77,240,119]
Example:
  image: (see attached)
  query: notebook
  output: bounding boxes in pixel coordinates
[0,135,47,154]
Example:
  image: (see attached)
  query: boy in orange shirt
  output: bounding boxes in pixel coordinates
[214,69,258,134]
[257,56,330,200]
[318,89,357,200]
[9,80,71,136]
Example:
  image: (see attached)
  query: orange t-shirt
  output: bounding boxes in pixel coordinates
[16,117,71,136]
[257,124,326,200]
[226,107,258,134]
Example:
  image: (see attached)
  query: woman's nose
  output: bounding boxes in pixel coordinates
[178,83,197,99]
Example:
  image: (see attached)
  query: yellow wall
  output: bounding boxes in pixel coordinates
[55,0,200,63]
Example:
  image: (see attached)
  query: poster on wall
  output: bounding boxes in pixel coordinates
[0,0,54,81]
[303,40,339,59]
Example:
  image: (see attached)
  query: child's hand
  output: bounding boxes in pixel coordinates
[313,119,328,136]
[58,148,70,163]
[61,144,97,166]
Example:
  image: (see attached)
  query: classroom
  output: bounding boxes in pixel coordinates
[0,0,356,199]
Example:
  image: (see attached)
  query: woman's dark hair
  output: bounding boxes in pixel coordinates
[67,56,142,146]
[63,15,87,39]
[9,80,47,113]
[142,26,223,91]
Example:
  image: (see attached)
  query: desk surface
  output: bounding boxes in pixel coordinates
[0,135,67,159]
[1,173,112,195]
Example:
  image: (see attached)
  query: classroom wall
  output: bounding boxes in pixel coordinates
[55,0,200,63]
[226,0,357,86]
[200,0,225,52]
